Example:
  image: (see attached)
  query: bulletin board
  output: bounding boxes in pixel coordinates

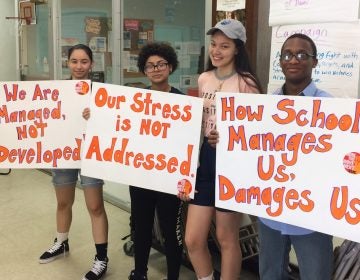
[123,18,154,78]
[211,0,259,73]
[84,16,112,80]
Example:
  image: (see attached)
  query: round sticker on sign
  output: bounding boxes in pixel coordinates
[177,179,192,196]
[75,81,90,95]
[343,152,360,174]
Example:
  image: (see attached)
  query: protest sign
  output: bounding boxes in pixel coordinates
[0,80,90,168]
[81,83,203,197]
[216,92,360,242]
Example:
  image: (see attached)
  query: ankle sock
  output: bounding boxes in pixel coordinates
[95,242,108,260]
[198,272,213,280]
[56,232,68,243]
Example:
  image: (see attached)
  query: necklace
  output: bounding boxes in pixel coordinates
[214,69,236,92]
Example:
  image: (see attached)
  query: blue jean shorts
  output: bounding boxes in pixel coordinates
[191,138,232,212]
[51,169,104,187]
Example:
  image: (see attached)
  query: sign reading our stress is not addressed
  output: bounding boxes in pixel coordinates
[81,83,203,198]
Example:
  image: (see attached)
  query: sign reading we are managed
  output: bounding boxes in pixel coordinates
[0,80,91,168]
[216,93,360,243]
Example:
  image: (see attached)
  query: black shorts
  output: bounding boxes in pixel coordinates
[190,138,232,212]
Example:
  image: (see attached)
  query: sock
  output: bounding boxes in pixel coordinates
[95,243,108,260]
[56,232,69,243]
[198,272,213,280]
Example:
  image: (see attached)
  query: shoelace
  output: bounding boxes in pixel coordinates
[47,241,63,253]
[90,259,107,275]
[47,241,67,258]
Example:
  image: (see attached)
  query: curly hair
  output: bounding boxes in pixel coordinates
[137,42,178,74]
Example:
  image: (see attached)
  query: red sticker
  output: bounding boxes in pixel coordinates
[343,152,360,174]
[75,81,90,95]
[177,179,192,195]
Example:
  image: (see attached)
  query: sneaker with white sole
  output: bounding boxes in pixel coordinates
[82,256,108,280]
[39,238,69,264]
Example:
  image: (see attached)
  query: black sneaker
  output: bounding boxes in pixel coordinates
[128,270,148,280]
[82,256,108,280]
[39,238,69,264]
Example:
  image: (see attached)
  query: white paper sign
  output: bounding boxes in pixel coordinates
[269,0,360,26]
[216,92,360,243]
[81,83,203,197]
[217,0,245,11]
[269,22,360,98]
[0,80,91,168]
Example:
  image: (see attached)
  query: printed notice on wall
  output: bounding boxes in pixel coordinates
[217,0,245,11]
[0,80,91,168]
[269,0,360,26]
[268,22,360,98]
[80,83,203,197]
[216,93,360,243]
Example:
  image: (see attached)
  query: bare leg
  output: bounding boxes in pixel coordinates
[55,184,76,233]
[83,186,108,243]
[185,204,214,278]
[215,211,242,280]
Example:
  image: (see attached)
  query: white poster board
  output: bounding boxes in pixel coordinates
[81,83,203,197]
[216,93,360,243]
[269,0,360,26]
[269,22,360,98]
[0,80,91,168]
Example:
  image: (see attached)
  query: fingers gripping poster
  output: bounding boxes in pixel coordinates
[80,83,203,197]
[216,93,360,243]
[0,80,91,168]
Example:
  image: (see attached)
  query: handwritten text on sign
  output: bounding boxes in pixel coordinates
[215,93,360,243]
[80,83,203,197]
[269,0,359,26]
[269,22,360,98]
[0,80,90,168]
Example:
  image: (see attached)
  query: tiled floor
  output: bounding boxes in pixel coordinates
[0,169,259,279]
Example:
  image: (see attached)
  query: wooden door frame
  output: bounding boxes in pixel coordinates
[211,0,259,71]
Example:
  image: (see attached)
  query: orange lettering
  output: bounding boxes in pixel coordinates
[218,175,235,200]
[272,99,296,125]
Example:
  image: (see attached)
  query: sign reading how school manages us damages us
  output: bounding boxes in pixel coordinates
[0,80,91,168]
[216,93,360,243]
[80,83,203,197]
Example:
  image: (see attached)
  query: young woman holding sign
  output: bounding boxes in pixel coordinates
[178,19,262,280]
[127,42,184,280]
[39,44,109,280]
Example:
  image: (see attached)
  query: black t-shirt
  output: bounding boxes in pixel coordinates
[146,86,184,95]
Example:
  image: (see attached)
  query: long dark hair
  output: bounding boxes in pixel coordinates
[206,34,262,93]
[68,44,93,62]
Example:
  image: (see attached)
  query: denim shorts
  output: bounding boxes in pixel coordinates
[190,138,232,212]
[51,169,104,187]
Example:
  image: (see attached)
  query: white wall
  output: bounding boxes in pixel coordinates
[0,2,18,81]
